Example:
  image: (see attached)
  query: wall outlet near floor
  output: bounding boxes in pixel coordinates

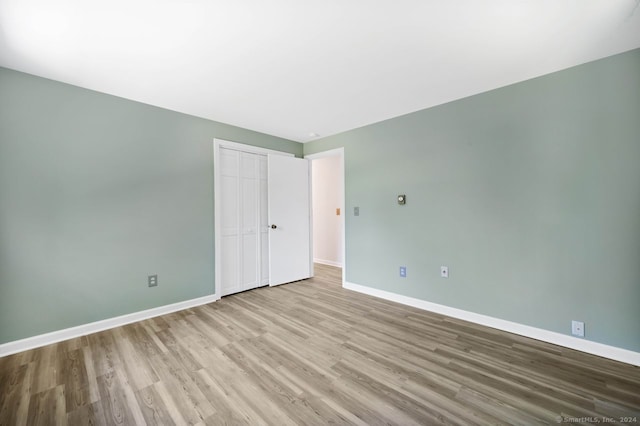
[399,266,407,278]
[571,320,585,337]
[148,275,158,287]
[440,266,449,278]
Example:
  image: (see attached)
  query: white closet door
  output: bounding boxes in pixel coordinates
[240,152,259,291]
[268,155,312,286]
[220,148,240,296]
[217,142,311,296]
[220,148,268,296]
[259,157,270,285]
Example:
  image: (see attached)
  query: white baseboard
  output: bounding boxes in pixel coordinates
[0,293,220,357]
[313,258,343,267]
[344,281,640,367]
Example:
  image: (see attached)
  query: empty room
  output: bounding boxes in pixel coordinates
[1,1,640,425]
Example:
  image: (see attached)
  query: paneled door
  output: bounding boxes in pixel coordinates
[215,139,312,297]
[219,148,269,296]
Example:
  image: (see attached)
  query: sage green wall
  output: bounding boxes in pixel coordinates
[305,48,640,352]
[0,67,301,344]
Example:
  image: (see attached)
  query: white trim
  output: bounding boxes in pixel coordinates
[214,139,295,157]
[344,281,640,367]
[313,258,343,267]
[0,293,219,357]
[305,148,346,286]
[307,158,315,280]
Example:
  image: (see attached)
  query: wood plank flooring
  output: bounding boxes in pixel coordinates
[1,263,639,425]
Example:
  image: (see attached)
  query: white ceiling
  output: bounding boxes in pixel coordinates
[1,1,639,143]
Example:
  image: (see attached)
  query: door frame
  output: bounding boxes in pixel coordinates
[305,147,346,287]
[213,139,295,298]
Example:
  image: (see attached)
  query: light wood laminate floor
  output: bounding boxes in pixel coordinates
[1,264,639,425]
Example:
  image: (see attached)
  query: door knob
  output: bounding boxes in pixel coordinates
[271,224,277,229]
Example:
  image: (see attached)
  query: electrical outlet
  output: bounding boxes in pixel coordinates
[440,266,449,278]
[148,275,158,287]
[399,266,407,277]
[354,206,360,216]
[571,320,585,337]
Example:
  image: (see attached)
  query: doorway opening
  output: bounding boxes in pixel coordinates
[306,148,345,286]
